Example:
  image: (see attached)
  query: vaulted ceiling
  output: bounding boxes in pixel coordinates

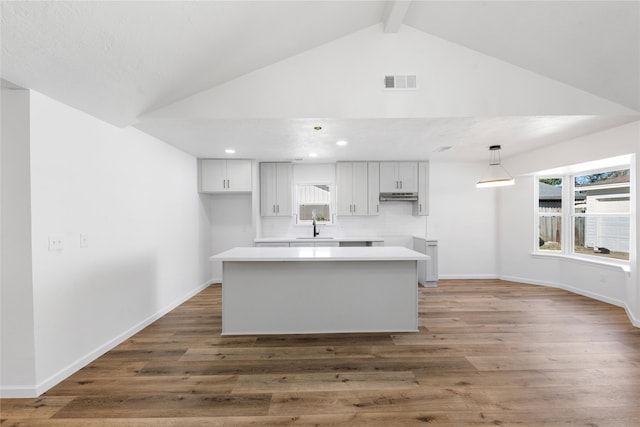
[2,1,639,162]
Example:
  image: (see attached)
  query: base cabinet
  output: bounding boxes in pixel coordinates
[413,238,438,287]
[289,241,340,247]
[255,239,383,247]
[255,242,290,247]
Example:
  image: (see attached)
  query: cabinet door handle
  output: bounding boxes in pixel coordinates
[226,179,230,188]
[277,205,279,214]
[273,205,276,213]
[376,204,379,213]
[419,203,422,212]
[354,205,356,213]
[400,181,403,189]
[223,179,226,189]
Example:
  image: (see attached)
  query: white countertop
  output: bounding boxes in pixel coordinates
[254,236,384,243]
[210,246,428,262]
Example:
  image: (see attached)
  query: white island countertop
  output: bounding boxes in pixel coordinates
[210,246,428,262]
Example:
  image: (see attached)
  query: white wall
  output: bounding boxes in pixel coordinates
[208,193,254,280]
[148,24,633,121]
[0,90,211,397]
[427,161,499,278]
[499,121,640,326]
[1,88,37,395]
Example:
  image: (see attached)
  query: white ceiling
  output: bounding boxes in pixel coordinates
[2,1,639,163]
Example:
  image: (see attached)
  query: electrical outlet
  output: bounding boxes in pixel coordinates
[80,233,89,248]
[48,235,64,252]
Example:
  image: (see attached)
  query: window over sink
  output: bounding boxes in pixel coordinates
[296,183,333,225]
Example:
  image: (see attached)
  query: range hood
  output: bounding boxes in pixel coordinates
[379,192,418,201]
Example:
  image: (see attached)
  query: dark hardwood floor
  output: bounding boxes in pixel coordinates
[2,279,639,426]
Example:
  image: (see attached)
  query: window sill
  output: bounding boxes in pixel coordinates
[531,251,630,273]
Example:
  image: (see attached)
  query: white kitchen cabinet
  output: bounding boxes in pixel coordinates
[380,162,418,193]
[413,237,438,287]
[367,162,380,216]
[413,161,429,216]
[336,162,368,216]
[200,159,252,193]
[260,162,292,217]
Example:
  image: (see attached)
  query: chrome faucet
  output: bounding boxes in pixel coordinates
[312,209,319,237]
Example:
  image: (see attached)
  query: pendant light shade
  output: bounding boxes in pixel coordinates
[476,145,514,188]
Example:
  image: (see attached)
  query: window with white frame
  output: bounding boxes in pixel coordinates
[536,167,631,262]
[295,183,333,224]
[573,169,630,260]
[538,177,563,252]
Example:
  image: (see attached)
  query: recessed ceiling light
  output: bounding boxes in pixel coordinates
[225,149,236,154]
[336,140,348,146]
[309,153,318,158]
[314,126,322,131]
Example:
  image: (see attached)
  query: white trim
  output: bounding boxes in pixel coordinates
[535,163,633,267]
[438,274,498,280]
[531,252,630,273]
[623,305,640,328]
[0,280,213,398]
[499,274,625,307]
[500,274,638,329]
[0,385,38,399]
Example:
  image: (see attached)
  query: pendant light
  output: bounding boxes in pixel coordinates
[476,145,515,188]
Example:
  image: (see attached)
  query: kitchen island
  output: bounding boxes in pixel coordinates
[210,246,428,335]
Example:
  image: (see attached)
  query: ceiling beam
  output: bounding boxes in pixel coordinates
[383,0,412,33]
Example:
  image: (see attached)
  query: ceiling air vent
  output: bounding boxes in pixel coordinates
[384,74,417,89]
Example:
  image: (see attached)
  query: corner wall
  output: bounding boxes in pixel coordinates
[1,89,211,397]
[427,161,499,278]
[1,88,37,396]
[499,121,640,326]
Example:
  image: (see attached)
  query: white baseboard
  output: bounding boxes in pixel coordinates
[0,280,213,399]
[438,274,499,280]
[0,385,38,398]
[499,274,639,328]
[623,304,640,328]
[499,274,625,307]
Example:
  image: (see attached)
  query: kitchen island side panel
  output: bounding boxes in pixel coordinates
[221,260,418,335]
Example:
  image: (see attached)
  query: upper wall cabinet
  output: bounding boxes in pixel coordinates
[200,159,252,193]
[367,162,380,216]
[260,162,292,217]
[413,161,429,216]
[336,162,369,216]
[379,162,418,193]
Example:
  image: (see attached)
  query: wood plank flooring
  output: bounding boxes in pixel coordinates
[2,279,639,426]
